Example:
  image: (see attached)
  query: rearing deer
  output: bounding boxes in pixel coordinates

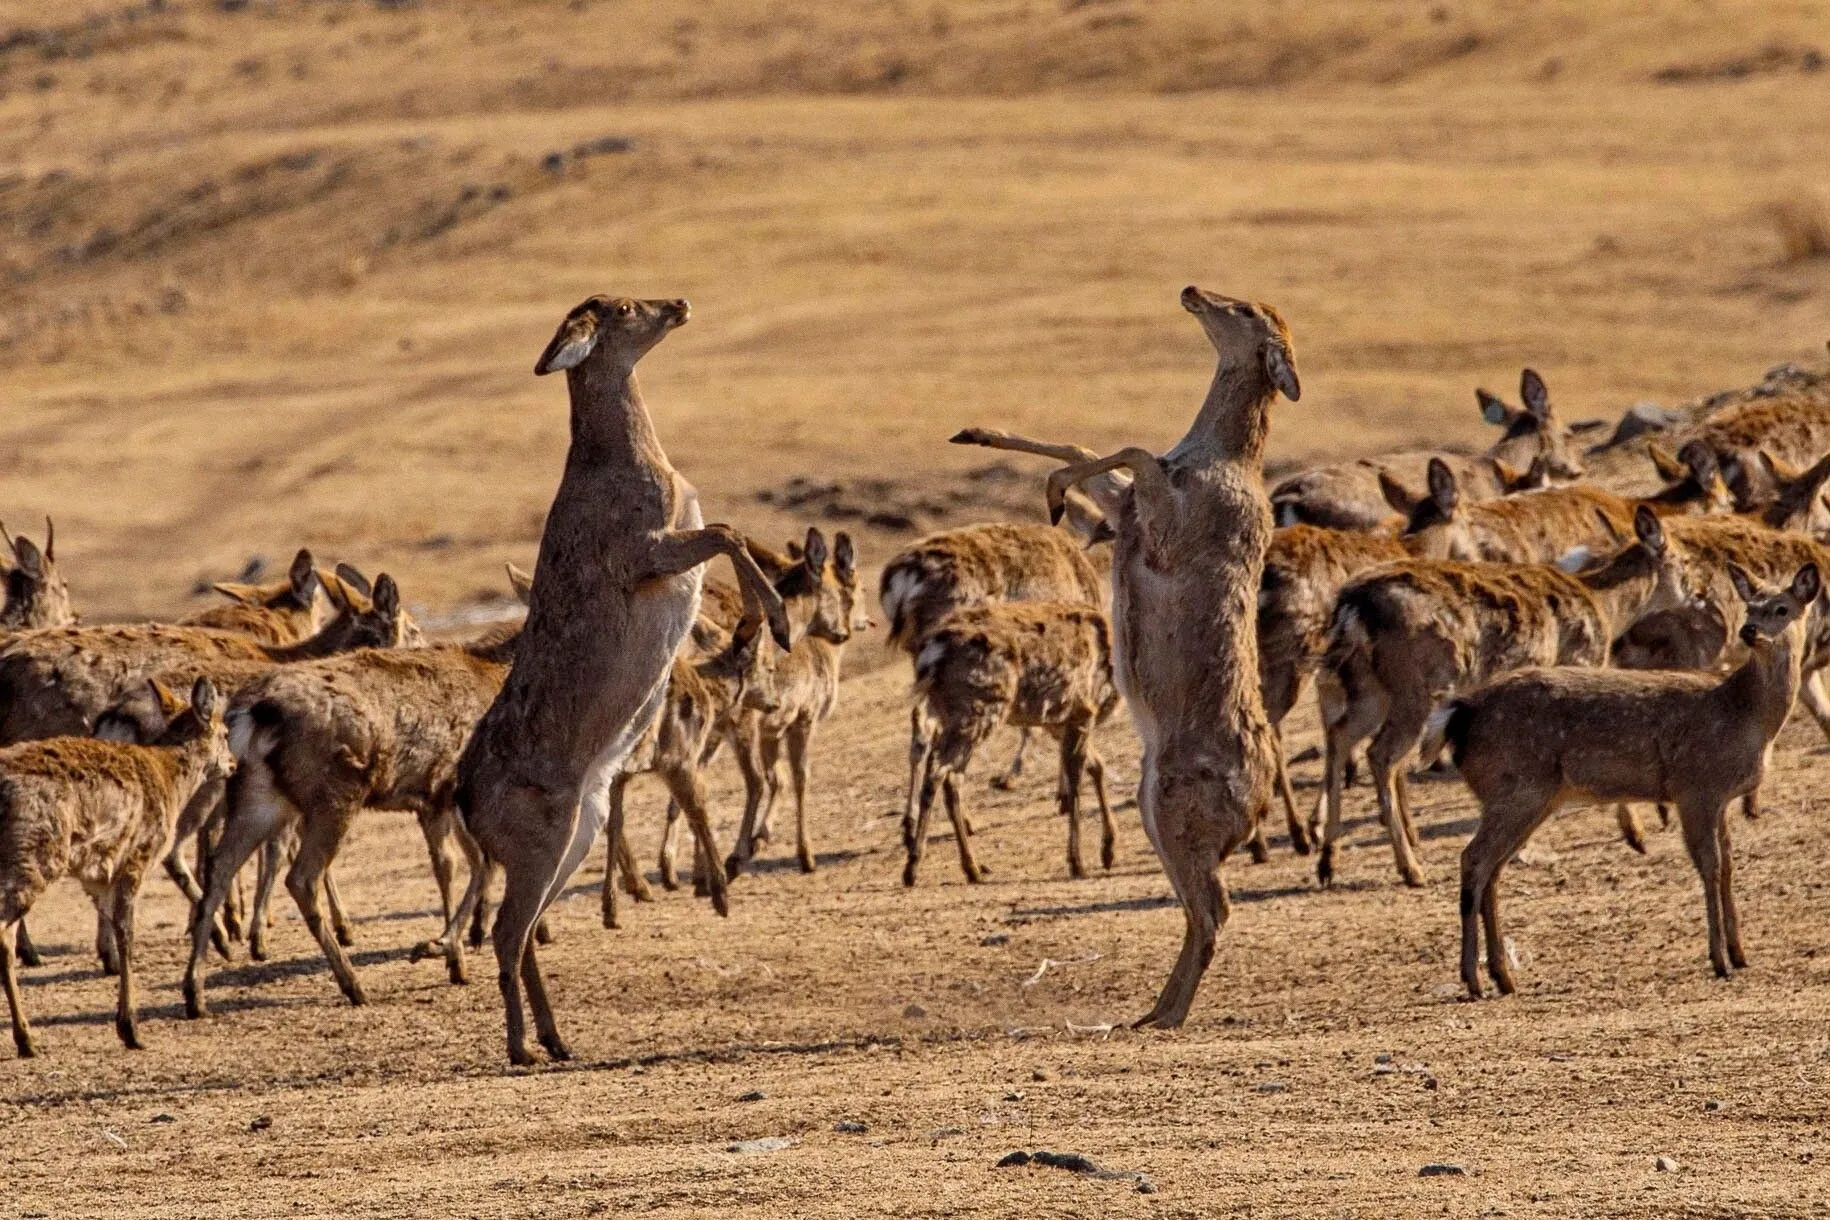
[955,285,1300,1029]
[444,294,791,1066]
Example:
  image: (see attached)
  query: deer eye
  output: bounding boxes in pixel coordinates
[616,302,634,317]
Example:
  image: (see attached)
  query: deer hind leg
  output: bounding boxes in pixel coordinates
[323,867,355,949]
[601,774,634,929]
[990,727,1030,792]
[11,920,41,969]
[941,772,986,884]
[1714,814,1747,969]
[1316,678,1387,889]
[93,898,121,977]
[665,766,731,917]
[1134,771,1236,1030]
[1679,800,1734,978]
[1056,723,1090,879]
[107,875,144,1050]
[248,834,287,962]
[184,768,298,1018]
[0,919,34,1056]
[1086,745,1117,871]
[723,724,770,880]
[1367,698,1430,887]
[786,718,817,874]
[1797,668,1830,746]
[285,802,368,1006]
[1272,725,1310,856]
[1460,787,1559,998]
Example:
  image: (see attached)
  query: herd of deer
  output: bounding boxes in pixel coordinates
[2,287,1828,1065]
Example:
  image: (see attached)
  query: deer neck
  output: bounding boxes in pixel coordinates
[1166,361,1272,469]
[262,611,367,662]
[1576,556,1655,637]
[1718,627,1805,741]
[465,621,524,666]
[566,361,668,472]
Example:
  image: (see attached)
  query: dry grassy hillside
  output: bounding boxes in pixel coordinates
[1,0,1827,618]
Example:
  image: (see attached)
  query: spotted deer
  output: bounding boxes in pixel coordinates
[0,677,232,1057]
[901,601,1120,886]
[1314,507,1688,887]
[1269,370,1589,531]
[1443,562,1819,997]
[723,529,873,878]
[443,294,791,1065]
[179,549,324,646]
[954,285,1300,1029]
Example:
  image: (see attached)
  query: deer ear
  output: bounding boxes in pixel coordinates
[1646,442,1687,483]
[1632,505,1665,555]
[1727,563,1758,604]
[10,535,45,579]
[41,516,53,564]
[1262,336,1300,402]
[1377,470,1418,515]
[1675,440,1719,483]
[1793,563,1821,605]
[371,573,400,619]
[1476,389,1511,427]
[534,310,598,375]
[1427,458,1459,512]
[188,677,220,722]
[147,678,185,721]
[505,562,535,606]
[288,549,320,604]
[802,528,829,584]
[333,563,372,598]
[1520,369,1550,418]
[833,531,856,579]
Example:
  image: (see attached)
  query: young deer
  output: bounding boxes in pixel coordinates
[446,294,791,1065]
[1740,448,1830,539]
[598,614,777,929]
[0,677,231,1056]
[1269,369,1588,531]
[179,549,324,646]
[1674,393,1830,508]
[724,529,873,878]
[954,285,1300,1029]
[0,519,74,636]
[1254,524,1408,859]
[1314,507,1686,887]
[901,602,1120,886]
[1444,562,1820,997]
[179,580,529,1016]
[882,519,1106,802]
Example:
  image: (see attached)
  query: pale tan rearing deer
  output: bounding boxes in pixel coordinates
[0,677,232,1057]
[901,601,1120,886]
[1443,562,1819,997]
[444,294,791,1066]
[955,284,1299,1029]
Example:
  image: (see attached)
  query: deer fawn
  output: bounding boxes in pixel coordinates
[179,549,324,645]
[901,601,1119,886]
[1315,507,1687,887]
[1443,562,1820,997]
[447,294,790,1065]
[1270,369,1588,531]
[955,285,1299,1029]
[0,677,231,1056]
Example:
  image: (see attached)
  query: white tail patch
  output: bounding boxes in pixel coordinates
[1421,703,1458,767]
[226,707,276,764]
[1554,544,1593,573]
[880,566,925,643]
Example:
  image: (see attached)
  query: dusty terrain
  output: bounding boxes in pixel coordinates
[3,1,1830,1215]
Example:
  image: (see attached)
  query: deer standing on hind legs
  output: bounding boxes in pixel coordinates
[955,285,1300,1029]
[442,295,791,1066]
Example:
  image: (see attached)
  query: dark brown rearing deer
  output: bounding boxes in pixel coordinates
[955,285,1300,1029]
[444,294,791,1065]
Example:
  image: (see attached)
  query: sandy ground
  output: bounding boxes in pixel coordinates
[4,2,1830,1215]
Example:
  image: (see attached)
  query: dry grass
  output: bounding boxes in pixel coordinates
[1767,196,1830,263]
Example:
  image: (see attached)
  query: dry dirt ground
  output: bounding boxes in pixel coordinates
[4,2,1830,1216]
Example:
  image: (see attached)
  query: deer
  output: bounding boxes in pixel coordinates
[881,518,1106,806]
[723,528,874,878]
[953,284,1300,1029]
[1269,369,1589,531]
[0,519,74,636]
[177,572,533,1017]
[1442,562,1819,997]
[1671,393,1830,509]
[1736,448,1830,539]
[0,677,232,1057]
[1313,506,1689,887]
[900,601,1120,886]
[597,613,778,930]
[178,549,324,645]
[1387,452,1729,565]
[440,293,792,1065]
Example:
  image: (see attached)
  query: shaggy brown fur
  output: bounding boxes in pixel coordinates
[1270,369,1588,531]
[1315,508,1686,887]
[1255,524,1408,857]
[1677,396,1830,507]
[0,520,74,636]
[179,549,324,646]
[1444,564,1819,997]
[901,601,1119,885]
[954,285,1299,1029]
[0,678,231,1056]
[446,294,791,1065]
